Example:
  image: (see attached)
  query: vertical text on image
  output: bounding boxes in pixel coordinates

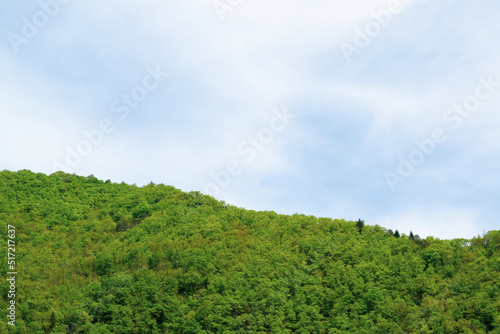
[6,224,17,327]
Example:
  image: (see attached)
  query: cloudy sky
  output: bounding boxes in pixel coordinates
[1,0,499,239]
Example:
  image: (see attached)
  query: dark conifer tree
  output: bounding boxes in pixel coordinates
[356,219,365,234]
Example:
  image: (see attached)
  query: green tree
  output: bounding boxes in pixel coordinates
[356,219,365,234]
[0,170,499,333]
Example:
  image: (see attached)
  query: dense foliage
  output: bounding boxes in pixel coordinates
[1,170,499,333]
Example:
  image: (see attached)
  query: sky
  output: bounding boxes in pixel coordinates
[1,0,499,240]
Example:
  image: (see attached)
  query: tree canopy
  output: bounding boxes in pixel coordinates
[1,170,499,333]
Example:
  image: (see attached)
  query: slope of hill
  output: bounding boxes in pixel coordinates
[1,170,499,333]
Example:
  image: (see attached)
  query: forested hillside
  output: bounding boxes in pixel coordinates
[1,170,499,333]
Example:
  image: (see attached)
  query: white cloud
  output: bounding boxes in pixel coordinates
[1,0,500,239]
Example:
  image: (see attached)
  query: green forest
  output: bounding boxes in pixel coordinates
[1,170,499,333]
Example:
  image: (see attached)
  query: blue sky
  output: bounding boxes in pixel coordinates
[1,0,499,239]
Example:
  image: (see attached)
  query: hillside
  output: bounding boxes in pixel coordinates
[1,170,499,333]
